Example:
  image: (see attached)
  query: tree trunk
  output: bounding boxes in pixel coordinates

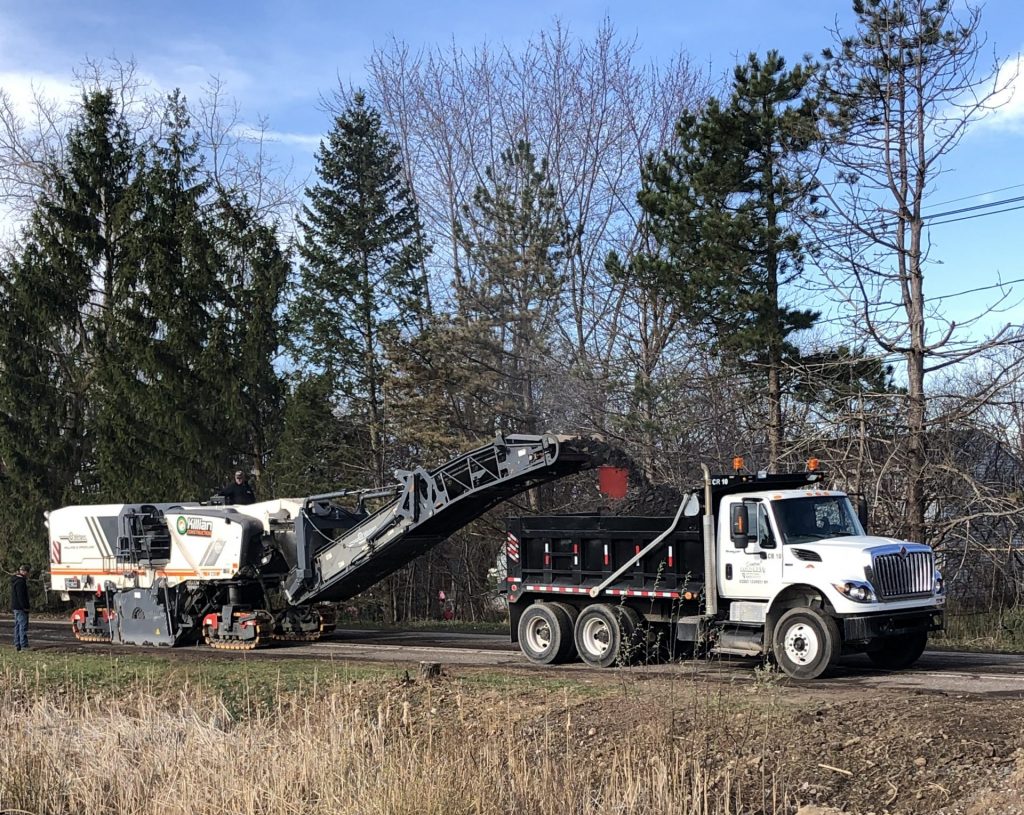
[767,361,782,469]
[764,155,783,471]
[905,218,927,543]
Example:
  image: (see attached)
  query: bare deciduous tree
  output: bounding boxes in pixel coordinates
[350,19,712,441]
[0,58,299,242]
[816,0,1015,543]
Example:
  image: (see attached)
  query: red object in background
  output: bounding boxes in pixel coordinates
[597,465,629,500]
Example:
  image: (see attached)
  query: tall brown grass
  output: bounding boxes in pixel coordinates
[0,659,793,815]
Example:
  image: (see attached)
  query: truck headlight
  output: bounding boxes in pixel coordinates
[833,580,877,603]
[934,569,944,595]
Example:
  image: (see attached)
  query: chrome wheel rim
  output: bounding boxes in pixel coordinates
[581,616,611,658]
[783,622,819,666]
[524,616,553,653]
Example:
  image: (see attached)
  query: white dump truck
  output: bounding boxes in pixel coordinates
[506,465,945,678]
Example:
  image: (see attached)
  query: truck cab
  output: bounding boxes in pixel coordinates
[714,487,944,677]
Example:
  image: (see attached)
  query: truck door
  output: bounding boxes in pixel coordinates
[718,499,783,601]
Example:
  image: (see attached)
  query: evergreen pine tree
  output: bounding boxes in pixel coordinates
[290,92,429,486]
[93,90,222,500]
[209,190,290,485]
[635,52,821,467]
[452,140,569,437]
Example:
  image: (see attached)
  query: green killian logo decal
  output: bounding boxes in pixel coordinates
[176,516,188,535]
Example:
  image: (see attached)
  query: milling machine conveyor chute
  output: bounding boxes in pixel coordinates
[285,433,592,606]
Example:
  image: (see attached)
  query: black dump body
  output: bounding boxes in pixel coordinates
[504,472,828,618]
[505,514,704,605]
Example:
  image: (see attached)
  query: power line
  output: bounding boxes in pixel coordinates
[924,194,1024,221]
[922,182,1024,212]
[929,202,1024,227]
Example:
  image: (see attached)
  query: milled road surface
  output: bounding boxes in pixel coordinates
[7,617,1024,697]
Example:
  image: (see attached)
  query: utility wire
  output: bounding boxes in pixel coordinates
[922,182,1024,211]
[924,194,1024,221]
[929,202,1024,227]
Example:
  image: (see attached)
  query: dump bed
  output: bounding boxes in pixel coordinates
[505,514,704,602]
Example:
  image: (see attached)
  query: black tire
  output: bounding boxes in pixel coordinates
[547,602,580,661]
[867,631,928,670]
[771,607,841,680]
[517,603,576,665]
[548,601,579,627]
[574,604,642,668]
[615,606,645,665]
[650,623,686,663]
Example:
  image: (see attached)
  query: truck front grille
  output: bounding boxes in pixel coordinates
[869,550,933,599]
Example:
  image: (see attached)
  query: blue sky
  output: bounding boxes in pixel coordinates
[1,1,1022,339]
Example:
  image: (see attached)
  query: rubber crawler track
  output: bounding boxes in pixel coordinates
[204,624,263,651]
[269,611,335,643]
[72,628,112,644]
[270,631,322,642]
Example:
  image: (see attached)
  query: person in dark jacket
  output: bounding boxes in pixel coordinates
[11,564,30,651]
[218,470,256,505]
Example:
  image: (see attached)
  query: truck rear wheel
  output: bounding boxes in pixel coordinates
[867,631,927,670]
[574,604,641,668]
[547,602,580,662]
[518,603,576,665]
[772,607,840,680]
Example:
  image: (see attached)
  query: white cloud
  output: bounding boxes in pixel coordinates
[973,50,1024,133]
[0,70,80,113]
[147,42,256,104]
[232,125,321,149]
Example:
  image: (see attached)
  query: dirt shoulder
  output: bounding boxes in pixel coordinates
[455,664,1024,814]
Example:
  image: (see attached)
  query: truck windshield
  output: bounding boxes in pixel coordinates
[773,496,864,545]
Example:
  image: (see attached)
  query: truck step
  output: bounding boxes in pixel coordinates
[711,646,763,657]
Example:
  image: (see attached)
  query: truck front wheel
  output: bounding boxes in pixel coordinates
[518,603,576,664]
[867,631,927,670]
[772,607,841,680]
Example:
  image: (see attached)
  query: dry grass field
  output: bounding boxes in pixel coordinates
[2,649,1023,815]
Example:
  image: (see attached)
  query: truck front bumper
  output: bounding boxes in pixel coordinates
[842,608,944,644]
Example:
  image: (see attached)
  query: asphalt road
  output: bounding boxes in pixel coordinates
[6,617,1024,697]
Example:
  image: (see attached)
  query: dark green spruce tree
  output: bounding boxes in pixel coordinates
[266,374,367,496]
[0,89,143,570]
[93,90,223,500]
[451,140,568,437]
[0,241,90,572]
[290,91,429,487]
[209,190,290,486]
[635,51,821,467]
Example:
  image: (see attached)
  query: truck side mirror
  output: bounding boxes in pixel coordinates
[730,503,750,549]
[682,493,701,517]
[856,495,869,533]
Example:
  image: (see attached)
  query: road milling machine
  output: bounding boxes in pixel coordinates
[48,434,589,650]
